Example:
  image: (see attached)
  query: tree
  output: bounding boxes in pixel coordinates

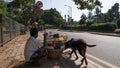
[72,0,103,23]
[41,8,65,26]
[87,11,93,22]
[72,0,96,10]
[107,3,119,22]
[0,0,7,14]
[94,0,102,23]
[117,18,120,28]
[94,0,102,7]
[9,0,33,8]
[7,0,35,26]
[102,13,109,22]
[79,13,87,25]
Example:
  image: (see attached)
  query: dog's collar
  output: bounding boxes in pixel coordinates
[68,39,73,47]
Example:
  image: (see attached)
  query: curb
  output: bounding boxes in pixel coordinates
[88,32,120,37]
[59,29,120,37]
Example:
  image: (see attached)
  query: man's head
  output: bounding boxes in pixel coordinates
[30,28,38,38]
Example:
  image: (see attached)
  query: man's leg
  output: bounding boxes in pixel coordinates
[29,48,47,66]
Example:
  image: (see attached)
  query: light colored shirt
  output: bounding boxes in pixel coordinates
[24,36,43,61]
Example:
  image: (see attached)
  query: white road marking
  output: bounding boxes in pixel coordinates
[87,53,119,68]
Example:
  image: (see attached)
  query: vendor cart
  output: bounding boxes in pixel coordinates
[46,34,67,59]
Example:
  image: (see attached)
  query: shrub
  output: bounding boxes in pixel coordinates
[45,24,57,29]
[117,19,120,28]
[79,24,88,30]
[86,22,93,26]
[115,29,120,34]
[89,23,117,31]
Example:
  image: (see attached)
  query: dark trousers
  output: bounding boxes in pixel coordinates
[30,48,47,63]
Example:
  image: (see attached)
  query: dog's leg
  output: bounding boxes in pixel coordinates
[79,48,88,65]
[83,48,88,65]
[69,49,74,55]
[69,49,78,60]
[73,49,78,60]
[78,49,88,66]
[79,51,84,64]
[69,50,73,58]
[84,56,88,65]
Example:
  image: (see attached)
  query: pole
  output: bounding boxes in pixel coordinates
[35,1,46,46]
[0,14,3,47]
[44,24,47,47]
[65,5,72,21]
[65,5,72,30]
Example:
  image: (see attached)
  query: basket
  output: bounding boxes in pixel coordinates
[47,49,63,59]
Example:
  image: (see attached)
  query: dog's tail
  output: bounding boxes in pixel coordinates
[87,44,96,47]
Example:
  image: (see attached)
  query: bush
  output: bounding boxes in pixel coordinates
[86,22,93,26]
[117,19,120,28]
[79,24,88,30]
[45,24,58,29]
[89,23,117,31]
[67,25,80,30]
[115,29,120,34]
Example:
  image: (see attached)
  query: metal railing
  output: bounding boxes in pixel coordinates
[0,14,25,46]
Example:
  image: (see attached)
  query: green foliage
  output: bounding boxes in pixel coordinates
[115,29,120,34]
[87,11,93,22]
[65,24,88,30]
[45,24,58,29]
[89,23,117,31]
[95,0,102,7]
[107,3,119,22]
[86,21,93,26]
[117,19,120,28]
[41,8,65,26]
[7,0,35,26]
[10,0,33,8]
[62,25,80,30]
[0,9,2,13]
[79,13,87,25]
[72,0,96,10]
[0,0,7,14]
[79,24,88,30]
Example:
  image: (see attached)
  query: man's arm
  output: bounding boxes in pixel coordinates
[37,40,46,48]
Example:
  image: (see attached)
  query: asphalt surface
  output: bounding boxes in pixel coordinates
[47,29,120,67]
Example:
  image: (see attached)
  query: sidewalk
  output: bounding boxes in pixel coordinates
[0,32,104,68]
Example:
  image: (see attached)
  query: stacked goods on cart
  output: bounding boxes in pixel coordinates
[47,33,68,49]
[47,33,68,59]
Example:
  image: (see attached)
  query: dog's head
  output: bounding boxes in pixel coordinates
[64,38,74,49]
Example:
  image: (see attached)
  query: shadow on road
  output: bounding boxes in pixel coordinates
[12,51,87,68]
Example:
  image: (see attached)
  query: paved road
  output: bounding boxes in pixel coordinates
[46,29,120,67]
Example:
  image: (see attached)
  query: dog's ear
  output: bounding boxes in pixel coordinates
[71,38,74,40]
[70,38,74,41]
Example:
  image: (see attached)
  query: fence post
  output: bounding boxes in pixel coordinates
[0,14,3,46]
[9,19,12,40]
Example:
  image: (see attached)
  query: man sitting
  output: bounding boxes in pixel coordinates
[24,28,46,66]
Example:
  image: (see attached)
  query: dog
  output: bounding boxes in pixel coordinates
[65,38,96,66]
